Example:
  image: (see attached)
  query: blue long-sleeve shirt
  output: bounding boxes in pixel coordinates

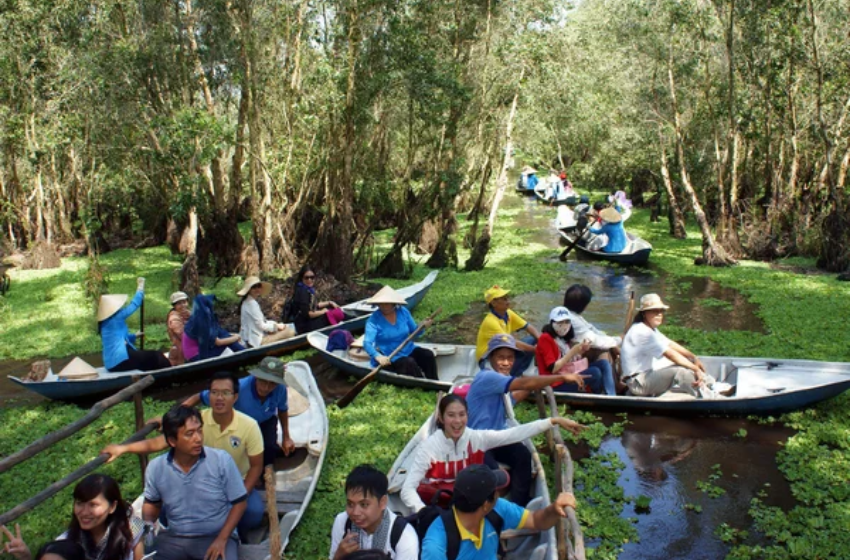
[101,290,143,370]
[363,306,421,366]
[590,221,627,253]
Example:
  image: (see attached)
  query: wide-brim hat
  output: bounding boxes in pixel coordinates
[366,286,407,305]
[638,293,670,312]
[521,166,537,175]
[237,276,272,297]
[170,291,189,305]
[249,357,287,384]
[599,207,622,223]
[57,357,99,380]
[481,334,518,363]
[484,285,510,304]
[97,294,128,322]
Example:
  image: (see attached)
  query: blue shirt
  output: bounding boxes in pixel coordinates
[101,290,143,370]
[527,174,539,190]
[364,306,421,366]
[590,221,627,253]
[421,499,528,560]
[466,369,513,431]
[143,447,247,537]
[200,376,288,423]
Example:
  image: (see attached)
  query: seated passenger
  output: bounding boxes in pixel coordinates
[465,334,586,506]
[536,307,615,395]
[140,405,247,560]
[329,465,418,560]
[238,276,294,348]
[621,294,717,398]
[291,266,345,334]
[104,372,265,537]
[363,286,436,381]
[587,207,627,253]
[1,474,144,560]
[98,277,170,372]
[563,284,623,391]
[475,286,539,377]
[421,465,577,560]
[183,294,244,362]
[400,394,583,512]
[167,291,191,366]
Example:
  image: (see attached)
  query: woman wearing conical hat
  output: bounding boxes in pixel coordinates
[98,277,170,372]
[363,285,438,380]
[587,206,627,253]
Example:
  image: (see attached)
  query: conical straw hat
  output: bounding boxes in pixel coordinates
[287,388,310,416]
[366,286,407,305]
[599,207,622,223]
[521,165,537,175]
[237,276,272,297]
[97,294,128,322]
[57,357,99,380]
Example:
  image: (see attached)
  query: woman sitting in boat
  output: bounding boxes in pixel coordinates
[535,307,615,395]
[563,284,622,387]
[166,291,190,366]
[98,277,170,372]
[182,294,244,362]
[400,394,584,512]
[587,207,627,253]
[363,286,437,381]
[1,474,145,560]
[620,294,718,398]
[290,265,345,334]
[238,276,294,348]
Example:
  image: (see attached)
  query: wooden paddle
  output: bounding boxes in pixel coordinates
[558,220,592,262]
[614,291,635,394]
[336,307,442,409]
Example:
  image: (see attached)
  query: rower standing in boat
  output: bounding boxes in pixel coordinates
[586,207,627,253]
[103,372,266,536]
[167,291,191,366]
[621,294,718,398]
[475,286,539,378]
[238,276,294,347]
[290,266,345,334]
[363,286,437,381]
[399,394,583,513]
[465,334,587,506]
[98,277,171,372]
[329,465,419,560]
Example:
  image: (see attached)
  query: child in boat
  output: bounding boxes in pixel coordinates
[330,465,419,560]
[400,394,584,513]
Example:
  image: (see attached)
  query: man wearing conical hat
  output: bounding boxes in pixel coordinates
[475,286,540,378]
[98,277,170,372]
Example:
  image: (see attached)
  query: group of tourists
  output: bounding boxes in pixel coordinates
[98,265,346,373]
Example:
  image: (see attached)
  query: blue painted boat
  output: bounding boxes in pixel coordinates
[307,334,850,416]
[8,271,438,402]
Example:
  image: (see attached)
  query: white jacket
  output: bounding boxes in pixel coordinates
[571,313,621,350]
[400,419,551,512]
[240,297,278,348]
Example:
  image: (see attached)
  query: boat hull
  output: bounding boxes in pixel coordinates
[9,271,438,402]
[559,230,652,266]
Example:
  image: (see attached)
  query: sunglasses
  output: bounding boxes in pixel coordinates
[304,275,316,280]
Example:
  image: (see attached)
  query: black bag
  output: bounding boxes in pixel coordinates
[281,296,298,323]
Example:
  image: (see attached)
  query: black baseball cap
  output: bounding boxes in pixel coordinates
[453,465,510,511]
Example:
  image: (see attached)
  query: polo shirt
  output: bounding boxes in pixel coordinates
[421,499,528,560]
[143,447,247,537]
[200,408,264,477]
[475,310,528,360]
[620,322,673,377]
[466,370,513,431]
[200,376,288,423]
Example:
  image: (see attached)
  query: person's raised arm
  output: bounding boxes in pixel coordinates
[1,524,31,560]
[523,492,576,531]
[508,374,586,403]
[102,435,168,463]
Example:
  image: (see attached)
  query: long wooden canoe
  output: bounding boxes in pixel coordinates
[558,229,652,266]
[9,271,438,401]
[386,383,557,560]
[308,334,850,415]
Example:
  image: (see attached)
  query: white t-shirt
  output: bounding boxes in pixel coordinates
[621,322,673,376]
[329,510,419,560]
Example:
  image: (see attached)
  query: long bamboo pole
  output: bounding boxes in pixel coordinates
[0,375,155,474]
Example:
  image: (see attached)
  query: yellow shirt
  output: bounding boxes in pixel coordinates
[476,309,528,360]
[200,408,263,478]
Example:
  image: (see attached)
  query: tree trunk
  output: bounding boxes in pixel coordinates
[657,127,687,239]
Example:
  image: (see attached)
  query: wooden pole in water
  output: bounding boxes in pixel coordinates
[0,375,156,474]
[264,466,282,560]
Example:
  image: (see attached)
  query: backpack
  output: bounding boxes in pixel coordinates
[343,515,408,555]
[281,296,298,323]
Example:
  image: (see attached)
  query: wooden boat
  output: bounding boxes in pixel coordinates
[558,229,652,266]
[8,271,438,401]
[534,186,584,207]
[385,382,557,560]
[308,334,850,415]
[240,360,328,559]
[131,360,327,560]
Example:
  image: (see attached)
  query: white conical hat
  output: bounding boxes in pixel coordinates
[287,388,310,416]
[366,286,407,305]
[97,294,128,322]
[57,357,99,380]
